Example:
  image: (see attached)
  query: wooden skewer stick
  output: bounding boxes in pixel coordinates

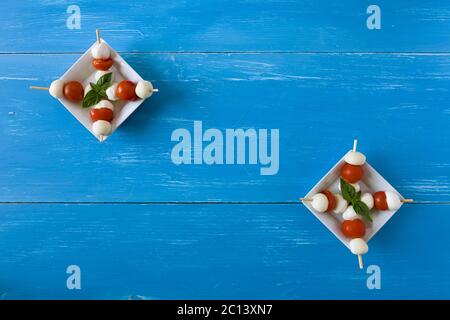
[153,88,159,92]
[358,255,364,269]
[96,29,101,44]
[300,197,312,202]
[353,139,358,152]
[30,86,49,90]
[99,135,106,143]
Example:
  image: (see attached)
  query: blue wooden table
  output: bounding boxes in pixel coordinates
[0,0,449,299]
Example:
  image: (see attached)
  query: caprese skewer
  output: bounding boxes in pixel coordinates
[30,80,84,103]
[341,139,365,184]
[92,29,113,71]
[90,100,114,142]
[373,191,413,210]
[105,79,159,101]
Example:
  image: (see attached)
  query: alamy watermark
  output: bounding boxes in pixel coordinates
[366,264,381,290]
[66,265,81,290]
[367,5,381,30]
[171,121,279,175]
[66,5,81,30]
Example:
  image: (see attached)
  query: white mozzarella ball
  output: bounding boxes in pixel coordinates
[344,150,366,166]
[106,83,119,101]
[349,238,369,255]
[94,100,114,111]
[343,206,359,220]
[361,193,374,210]
[94,70,114,82]
[339,181,360,193]
[311,193,328,213]
[91,42,110,59]
[385,191,402,210]
[84,84,92,97]
[135,80,154,99]
[333,194,348,214]
[92,120,112,136]
[49,79,64,98]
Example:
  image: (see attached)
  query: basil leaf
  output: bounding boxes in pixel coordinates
[98,90,107,99]
[90,82,101,93]
[340,178,372,222]
[353,200,373,222]
[80,73,112,108]
[97,72,112,88]
[340,178,356,203]
[82,89,102,108]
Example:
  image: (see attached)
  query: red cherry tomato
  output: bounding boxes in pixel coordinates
[321,190,336,212]
[63,81,84,102]
[373,191,388,210]
[92,58,113,71]
[90,108,114,122]
[116,80,137,100]
[341,163,364,183]
[341,219,366,238]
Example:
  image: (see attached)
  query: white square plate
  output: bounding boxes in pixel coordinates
[58,39,144,141]
[303,153,405,250]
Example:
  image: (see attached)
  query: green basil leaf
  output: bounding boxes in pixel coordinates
[82,89,102,108]
[90,82,101,93]
[340,178,356,203]
[353,200,373,223]
[97,72,112,88]
[98,90,107,99]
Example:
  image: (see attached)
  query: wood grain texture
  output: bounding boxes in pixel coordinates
[0,53,449,202]
[0,203,449,299]
[3,1,450,53]
[1,0,449,300]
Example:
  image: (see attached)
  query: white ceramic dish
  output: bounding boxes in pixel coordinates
[303,153,405,250]
[58,39,145,141]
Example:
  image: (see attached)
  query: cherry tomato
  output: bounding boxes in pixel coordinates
[92,58,113,71]
[63,81,84,102]
[116,80,137,100]
[90,108,114,122]
[373,191,388,210]
[321,189,336,212]
[341,219,366,238]
[341,163,364,183]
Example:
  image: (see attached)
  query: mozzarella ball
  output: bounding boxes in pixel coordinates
[135,80,154,99]
[94,70,114,82]
[106,83,119,101]
[91,42,110,59]
[344,150,366,166]
[343,206,359,220]
[94,100,114,111]
[311,193,328,213]
[333,194,348,214]
[49,79,64,98]
[349,238,368,255]
[361,193,374,210]
[339,181,361,193]
[385,191,402,210]
[84,83,92,97]
[92,120,112,136]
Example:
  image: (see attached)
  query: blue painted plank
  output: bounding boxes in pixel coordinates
[3,1,450,53]
[0,203,448,299]
[1,53,449,202]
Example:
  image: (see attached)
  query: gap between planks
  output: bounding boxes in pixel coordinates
[0,201,448,205]
[2,51,450,56]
